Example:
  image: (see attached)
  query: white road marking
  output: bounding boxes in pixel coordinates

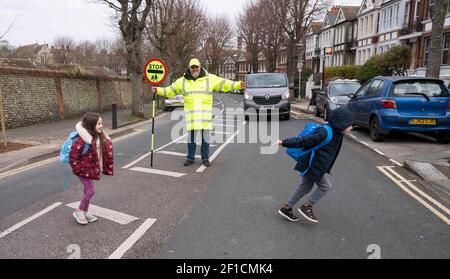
[196,130,240,173]
[211,131,233,135]
[373,149,385,156]
[389,159,403,167]
[213,124,236,128]
[130,167,186,178]
[377,166,450,226]
[66,203,140,225]
[359,141,370,147]
[108,218,157,259]
[0,202,62,239]
[122,133,188,169]
[0,157,59,180]
[348,134,358,140]
[157,150,201,159]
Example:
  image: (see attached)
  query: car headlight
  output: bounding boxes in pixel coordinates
[282,90,290,100]
[244,92,253,100]
[330,97,338,104]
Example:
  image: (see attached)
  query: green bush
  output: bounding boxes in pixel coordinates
[355,56,383,83]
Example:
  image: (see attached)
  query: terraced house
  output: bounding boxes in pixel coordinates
[332,6,359,66]
[356,0,380,65]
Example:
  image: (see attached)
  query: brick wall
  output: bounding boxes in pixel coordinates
[0,67,134,128]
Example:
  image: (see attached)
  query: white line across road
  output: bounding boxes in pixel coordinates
[0,202,62,239]
[122,133,188,169]
[377,166,450,226]
[108,218,157,259]
[157,150,201,159]
[196,128,242,173]
[130,167,186,178]
[66,203,140,225]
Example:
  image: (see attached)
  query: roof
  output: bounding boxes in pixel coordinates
[15,43,49,58]
[340,6,360,20]
[310,22,322,34]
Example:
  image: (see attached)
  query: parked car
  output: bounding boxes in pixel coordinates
[164,94,184,111]
[315,79,361,120]
[347,76,450,143]
[243,73,291,120]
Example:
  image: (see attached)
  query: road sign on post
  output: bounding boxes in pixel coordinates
[144,58,168,168]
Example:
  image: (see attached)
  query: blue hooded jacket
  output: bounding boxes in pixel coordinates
[282,107,355,182]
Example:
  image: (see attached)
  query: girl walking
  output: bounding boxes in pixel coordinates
[69,112,113,225]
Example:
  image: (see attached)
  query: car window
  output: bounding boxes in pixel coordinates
[329,82,361,96]
[391,80,449,97]
[366,80,384,96]
[247,74,287,88]
[355,81,372,97]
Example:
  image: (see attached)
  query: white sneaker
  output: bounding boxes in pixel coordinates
[85,212,98,223]
[73,210,88,225]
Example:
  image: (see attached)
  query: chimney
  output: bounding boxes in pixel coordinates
[237,37,243,51]
[330,6,339,13]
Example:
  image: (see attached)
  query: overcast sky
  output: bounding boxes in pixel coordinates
[0,0,362,47]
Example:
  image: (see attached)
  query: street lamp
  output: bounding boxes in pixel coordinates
[297,43,304,101]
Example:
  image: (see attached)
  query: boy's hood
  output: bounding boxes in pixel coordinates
[327,107,355,132]
[76,122,110,144]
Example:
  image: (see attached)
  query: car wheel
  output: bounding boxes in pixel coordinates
[314,106,321,117]
[436,131,450,144]
[370,117,386,142]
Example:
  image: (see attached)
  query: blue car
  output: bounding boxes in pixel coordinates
[347,76,450,143]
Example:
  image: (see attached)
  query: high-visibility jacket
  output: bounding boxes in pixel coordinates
[156,69,243,131]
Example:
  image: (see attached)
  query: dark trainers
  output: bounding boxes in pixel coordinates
[298,204,319,223]
[202,160,211,167]
[278,206,299,222]
[184,160,194,166]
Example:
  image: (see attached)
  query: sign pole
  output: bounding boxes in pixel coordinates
[144,58,168,168]
[150,89,156,167]
[0,89,6,148]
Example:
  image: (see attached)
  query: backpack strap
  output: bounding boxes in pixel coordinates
[299,125,333,176]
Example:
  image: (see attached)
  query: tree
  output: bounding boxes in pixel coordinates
[236,0,263,73]
[52,36,76,64]
[426,0,449,78]
[145,0,205,79]
[378,45,412,76]
[356,56,383,83]
[201,15,233,74]
[99,0,152,118]
[284,0,328,82]
[259,0,287,72]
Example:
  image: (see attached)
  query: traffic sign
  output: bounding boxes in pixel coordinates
[144,58,168,85]
[325,47,333,56]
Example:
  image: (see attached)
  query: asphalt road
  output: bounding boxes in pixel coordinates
[0,93,449,259]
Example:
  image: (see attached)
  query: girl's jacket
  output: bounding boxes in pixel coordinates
[282,107,355,182]
[69,122,113,180]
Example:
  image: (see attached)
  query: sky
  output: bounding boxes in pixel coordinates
[0,0,362,47]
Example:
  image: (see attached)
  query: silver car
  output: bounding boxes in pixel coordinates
[164,94,184,111]
[244,73,291,120]
[315,79,361,120]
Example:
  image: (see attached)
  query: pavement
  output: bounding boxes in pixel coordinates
[0,103,162,174]
[291,98,450,200]
[0,93,448,259]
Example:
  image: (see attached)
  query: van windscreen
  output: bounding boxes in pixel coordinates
[247,74,287,88]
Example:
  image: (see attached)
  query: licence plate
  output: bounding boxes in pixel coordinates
[260,105,275,109]
[410,119,436,125]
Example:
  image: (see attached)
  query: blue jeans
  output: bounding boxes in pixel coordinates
[187,130,210,161]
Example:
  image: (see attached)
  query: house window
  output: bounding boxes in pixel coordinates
[442,34,450,65]
[415,1,421,21]
[383,10,387,31]
[424,38,431,66]
[404,3,410,26]
[428,0,434,19]
[370,15,374,34]
[389,8,393,29]
[395,5,399,27]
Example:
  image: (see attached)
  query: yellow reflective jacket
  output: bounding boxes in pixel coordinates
[156,68,243,131]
